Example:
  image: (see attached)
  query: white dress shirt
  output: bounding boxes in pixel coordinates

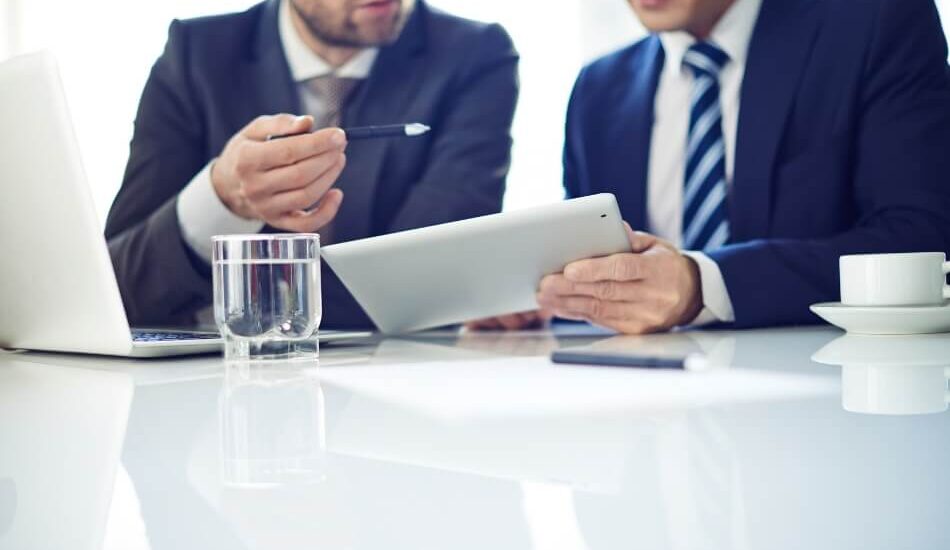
[649,0,762,325]
[176,0,378,262]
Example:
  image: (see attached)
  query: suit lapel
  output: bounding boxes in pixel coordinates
[331,4,429,241]
[233,1,299,235]
[612,36,663,232]
[732,0,822,240]
[241,0,301,124]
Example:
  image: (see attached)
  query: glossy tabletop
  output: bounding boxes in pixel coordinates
[1,325,948,550]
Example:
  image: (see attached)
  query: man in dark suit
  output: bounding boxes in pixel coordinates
[521,0,950,333]
[105,0,518,329]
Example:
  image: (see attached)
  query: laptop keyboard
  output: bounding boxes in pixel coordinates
[132,330,220,343]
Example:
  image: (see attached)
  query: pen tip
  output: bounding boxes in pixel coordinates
[406,123,431,136]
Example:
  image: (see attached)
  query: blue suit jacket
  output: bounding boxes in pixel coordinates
[564,0,950,327]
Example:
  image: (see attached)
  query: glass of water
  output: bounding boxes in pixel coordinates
[212,234,322,363]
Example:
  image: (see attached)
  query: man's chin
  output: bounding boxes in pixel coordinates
[634,13,690,34]
[347,15,405,46]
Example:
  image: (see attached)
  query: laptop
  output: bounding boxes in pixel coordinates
[0,51,370,357]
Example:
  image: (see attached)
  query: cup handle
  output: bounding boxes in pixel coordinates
[944,262,950,299]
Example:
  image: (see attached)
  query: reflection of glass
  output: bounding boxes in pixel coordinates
[812,334,950,415]
[219,363,327,487]
[212,234,322,363]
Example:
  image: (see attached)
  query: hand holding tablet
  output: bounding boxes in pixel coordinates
[322,194,631,333]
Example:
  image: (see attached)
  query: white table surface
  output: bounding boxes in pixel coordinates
[1,325,948,550]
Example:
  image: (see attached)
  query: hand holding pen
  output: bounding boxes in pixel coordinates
[207,114,432,234]
[208,114,347,233]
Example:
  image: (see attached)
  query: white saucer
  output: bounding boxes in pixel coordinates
[810,302,950,335]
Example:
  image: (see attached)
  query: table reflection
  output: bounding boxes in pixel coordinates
[812,333,950,415]
[0,358,132,550]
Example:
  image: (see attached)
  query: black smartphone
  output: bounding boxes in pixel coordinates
[550,349,701,370]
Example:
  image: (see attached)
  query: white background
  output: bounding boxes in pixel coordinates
[1,0,949,224]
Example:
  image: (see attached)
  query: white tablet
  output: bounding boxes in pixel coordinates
[322,193,631,333]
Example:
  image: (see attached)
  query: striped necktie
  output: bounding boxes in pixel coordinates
[682,42,730,251]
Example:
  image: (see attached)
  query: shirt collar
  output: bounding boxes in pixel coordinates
[657,0,762,72]
[278,0,378,82]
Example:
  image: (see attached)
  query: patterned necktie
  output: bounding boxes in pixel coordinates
[682,42,731,251]
[307,75,361,128]
[303,76,360,245]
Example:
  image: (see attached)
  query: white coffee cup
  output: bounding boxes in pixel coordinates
[839,252,950,306]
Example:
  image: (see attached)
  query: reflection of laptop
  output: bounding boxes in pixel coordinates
[0,358,134,550]
[0,52,369,357]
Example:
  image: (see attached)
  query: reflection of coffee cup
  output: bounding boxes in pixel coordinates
[842,365,950,415]
[812,334,950,415]
[839,252,950,306]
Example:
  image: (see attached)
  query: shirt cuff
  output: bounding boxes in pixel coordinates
[176,160,265,263]
[681,251,736,326]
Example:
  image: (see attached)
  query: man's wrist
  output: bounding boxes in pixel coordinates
[210,159,254,220]
[177,161,266,262]
[680,251,736,325]
[681,255,705,324]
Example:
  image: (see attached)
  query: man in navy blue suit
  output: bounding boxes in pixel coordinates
[477,0,950,333]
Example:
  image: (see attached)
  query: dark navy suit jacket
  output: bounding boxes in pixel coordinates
[564,0,950,328]
[105,0,518,329]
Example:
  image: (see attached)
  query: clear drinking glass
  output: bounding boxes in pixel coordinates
[212,234,322,363]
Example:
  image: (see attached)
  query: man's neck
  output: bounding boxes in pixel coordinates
[289,7,362,68]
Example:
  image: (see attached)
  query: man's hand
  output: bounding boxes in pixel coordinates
[536,224,704,334]
[465,310,553,331]
[211,114,347,232]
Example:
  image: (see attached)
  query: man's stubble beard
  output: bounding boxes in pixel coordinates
[289,0,409,49]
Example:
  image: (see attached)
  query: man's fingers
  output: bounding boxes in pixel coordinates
[536,295,631,320]
[243,114,314,141]
[538,274,576,296]
[588,317,657,335]
[244,149,346,198]
[275,188,344,233]
[241,127,346,173]
[465,318,504,330]
[539,274,654,302]
[498,313,532,330]
[518,311,546,328]
[563,253,649,283]
[545,308,587,322]
[624,223,658,253]
[465,310,544,331]
[537,295,663,334]
[254,154,346,217]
